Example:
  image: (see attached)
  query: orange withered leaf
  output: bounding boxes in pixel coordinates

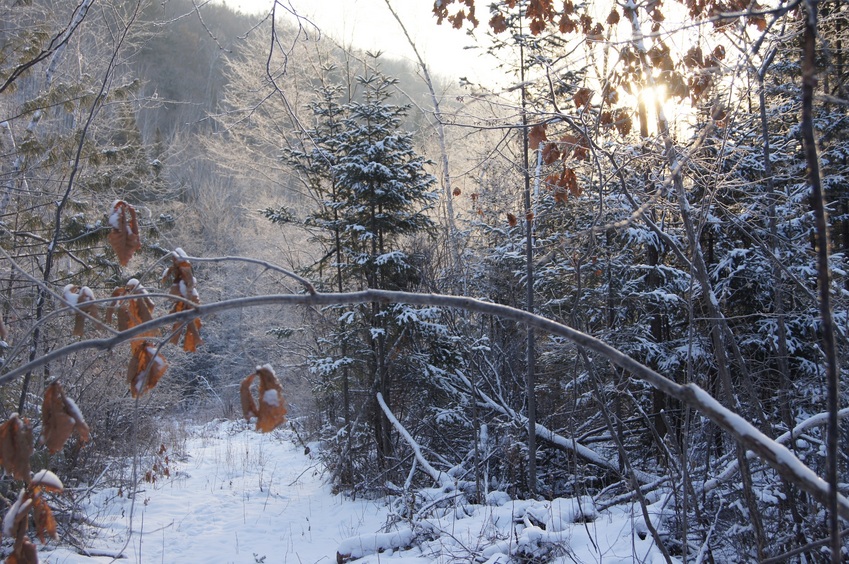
[240,365,287,432]
[31,494,56,544]
[489,13,508,33]
[107,200,141,267]
[168,301,202,352]
[559,14,576,33]
[162,250,202,352]
[606,8,620,25]
[255,365,287,432]
[239,373,258,421]
[127,341,168,398]
[614,109,633,136]
[552,167,579,204]
[63,285,99,337]
[107,279,155,333]
[573,87,593,109]
[6,535,37,564]
[747,15,766,31]
[0,415,33,482]
[452,187,461,197]
[541,142,561,165]
[506,213,518,227]
[528,124,547,150]
[683,46,704,69]
[41,382,90,454]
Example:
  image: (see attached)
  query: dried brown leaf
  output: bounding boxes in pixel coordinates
[127,341,168,398]
[528,124,547,150]
[7,537,37,564]
[31,494,56,543]
[573,87,593,109]
[0,416,32,482]
[540,142,561,165]
[41,382,90,454]
[256,366,287,433]
[239,366,287,432]
[107,200,141,266]
[239,373,258,422]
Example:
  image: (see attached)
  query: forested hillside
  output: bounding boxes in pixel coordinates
[0,0,847,562]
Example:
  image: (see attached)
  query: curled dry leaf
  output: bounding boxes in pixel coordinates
[614,109,633,136]
[540,142,561,165]
[506,213,518,227]
[41,382,90,454]
[0,415,33,482]
[127,341,168,398]
[239,373,258,421]
[489,13,507,33]
[31,493,57,544]
[528,124,547,150]
[239,365,287,433]
[63,285,99,337]
[107,279,155,333]
[573,87,593,109]
[162,250,203,352]
[6,537,38,564]
[107,200,141,266]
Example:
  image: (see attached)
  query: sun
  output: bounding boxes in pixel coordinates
[636,83,693,131]
[640,83,667,109]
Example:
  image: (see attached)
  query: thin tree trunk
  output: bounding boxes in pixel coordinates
[519,31,537,496]
[801,3,842,561]
[382,0,462,283]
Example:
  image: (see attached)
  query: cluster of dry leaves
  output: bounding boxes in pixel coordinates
[0,382,88,563]
[0,200,288,563]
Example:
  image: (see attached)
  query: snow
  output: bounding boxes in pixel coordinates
[63,397,86,430]
[108,201,122,230]
[42,420,681,563]
[32,470,64,492]
[62,285,79,307]
[3,490,29,537]
[261,389,280,407]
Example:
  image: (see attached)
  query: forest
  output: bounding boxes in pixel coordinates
[0,0,847,562]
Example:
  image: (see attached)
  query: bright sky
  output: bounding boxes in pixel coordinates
[222,0,501,86]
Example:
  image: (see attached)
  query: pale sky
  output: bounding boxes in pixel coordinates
[221,0,501,86]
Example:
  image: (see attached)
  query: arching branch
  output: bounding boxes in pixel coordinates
[1,287,846,521]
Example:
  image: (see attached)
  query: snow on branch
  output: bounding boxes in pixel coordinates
[376,392,456,490]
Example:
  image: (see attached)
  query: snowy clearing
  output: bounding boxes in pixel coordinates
[43,420,676,563]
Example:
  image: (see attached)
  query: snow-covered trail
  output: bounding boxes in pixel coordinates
[45,420,390,564]
[42,420,675,563]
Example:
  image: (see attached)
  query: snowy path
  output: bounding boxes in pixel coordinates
[42,420,675,563]
[45,420,390,564]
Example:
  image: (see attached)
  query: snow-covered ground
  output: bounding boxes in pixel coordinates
[42,420,675,563]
